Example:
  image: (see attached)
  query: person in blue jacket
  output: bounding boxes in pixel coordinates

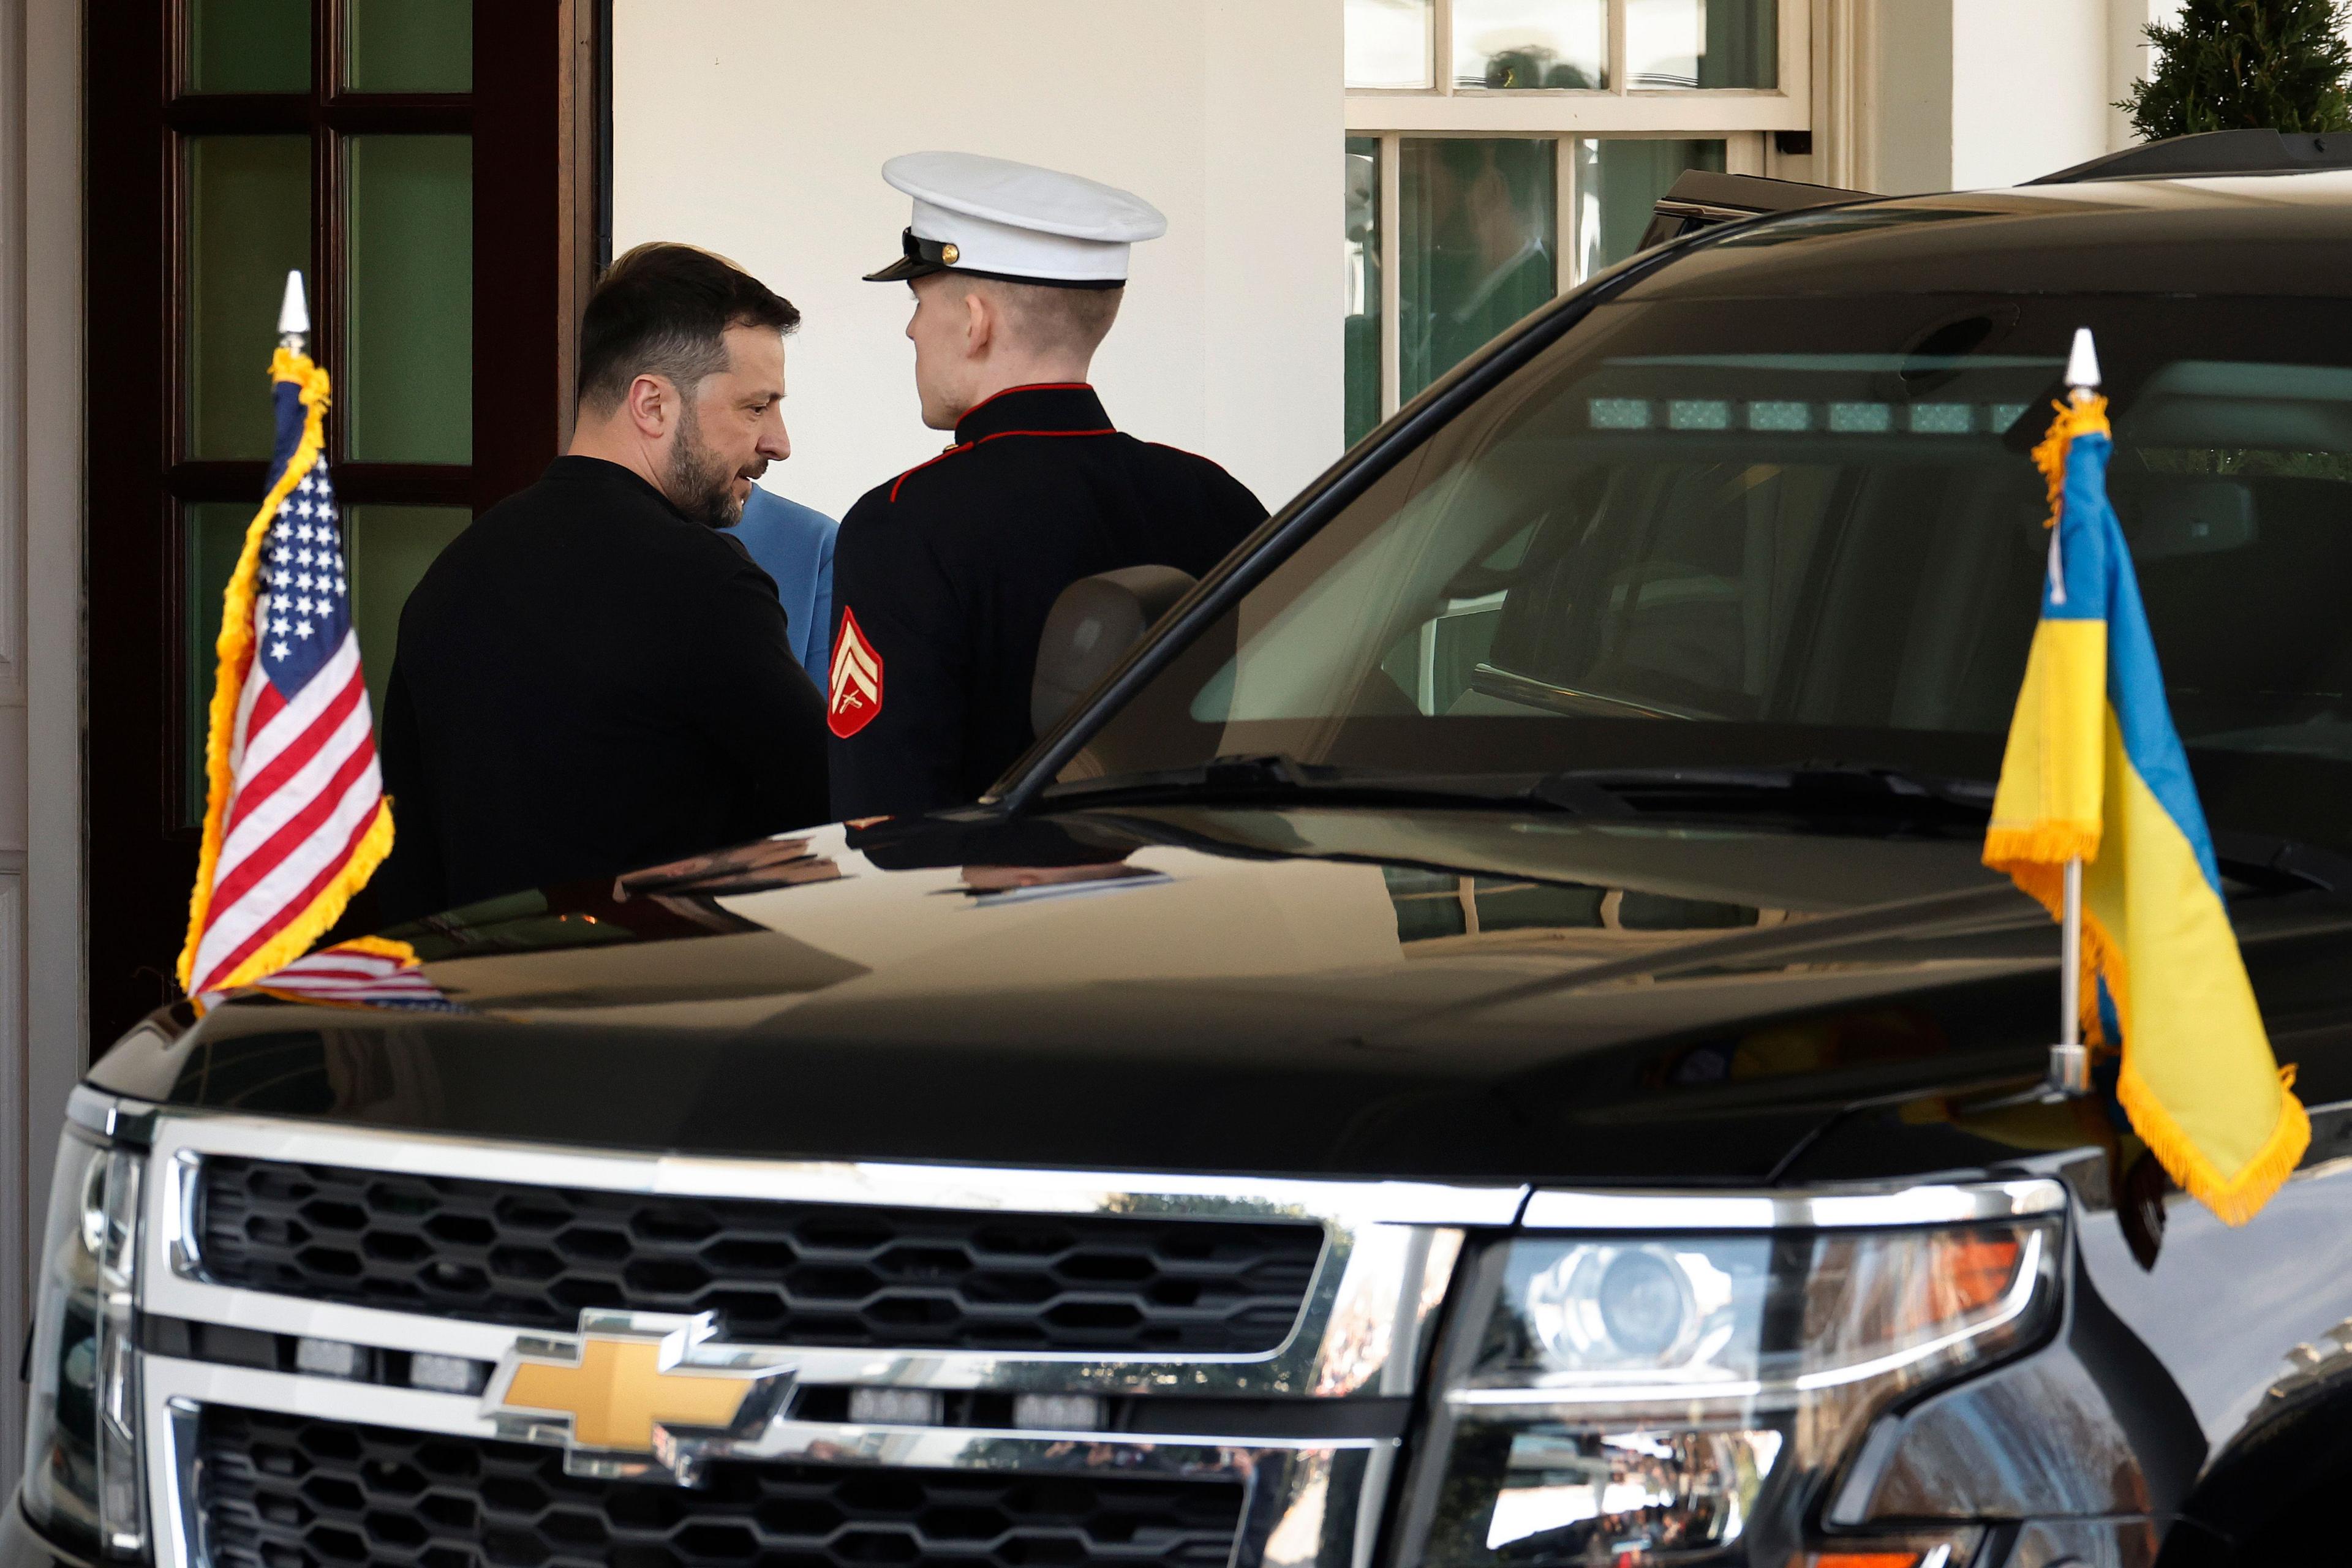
[726,485,838,677]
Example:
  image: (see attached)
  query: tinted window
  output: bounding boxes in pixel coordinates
[1064,295,2352,853]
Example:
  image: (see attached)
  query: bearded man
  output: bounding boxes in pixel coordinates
[376,243,829,923]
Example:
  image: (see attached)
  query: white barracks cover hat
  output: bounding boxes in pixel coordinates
[864,151,1167,290]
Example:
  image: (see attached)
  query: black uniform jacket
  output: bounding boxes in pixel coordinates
[377,456,830,923]
[826,385,1266,819]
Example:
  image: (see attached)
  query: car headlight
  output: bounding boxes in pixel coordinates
[20,1129,145,1558]
[1397,1199,2062,1568]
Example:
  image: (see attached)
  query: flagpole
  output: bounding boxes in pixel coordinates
[2045,326,2100,1100]
[2051,858,2089,1094]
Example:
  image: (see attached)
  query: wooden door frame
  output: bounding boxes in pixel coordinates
[83,0,605,1054]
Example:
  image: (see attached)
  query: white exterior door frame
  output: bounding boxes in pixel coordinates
[2,0,85,1491]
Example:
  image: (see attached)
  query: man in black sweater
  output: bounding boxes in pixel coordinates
[377,244,829,923]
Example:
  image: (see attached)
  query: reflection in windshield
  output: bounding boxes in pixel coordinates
[1068,295,2352,853]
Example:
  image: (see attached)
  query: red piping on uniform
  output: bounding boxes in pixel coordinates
[956,382,1095,424]
[889,445,970,502]
[888,428,1117,502]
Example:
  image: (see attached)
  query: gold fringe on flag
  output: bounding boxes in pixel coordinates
[176,350,396,996]
[2120,1058,2309,1227]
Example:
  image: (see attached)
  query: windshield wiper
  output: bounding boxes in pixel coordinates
[1041,754,1581,812]
[1529,762,1995,819]
[1044,755,1993,821]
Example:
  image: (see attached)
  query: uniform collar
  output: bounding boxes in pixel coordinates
[954,383,1114,445]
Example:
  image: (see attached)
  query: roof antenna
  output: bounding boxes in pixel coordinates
[277,270,309,351]
[2064,325,2100,403]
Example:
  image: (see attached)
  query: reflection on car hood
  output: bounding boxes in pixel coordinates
[90,805,2343,1184]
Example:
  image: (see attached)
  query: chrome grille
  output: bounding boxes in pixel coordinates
[198,1406,1248,1568]
[197,1155,1326,1353]
[118,1106,1517,1568]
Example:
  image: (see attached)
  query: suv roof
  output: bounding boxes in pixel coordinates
[1639,169,1866,252]
[2030,127,2352,184]
[1624,170,2352,302]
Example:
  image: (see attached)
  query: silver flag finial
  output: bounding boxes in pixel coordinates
[2065,326,2100,396]
[277,270,310,339]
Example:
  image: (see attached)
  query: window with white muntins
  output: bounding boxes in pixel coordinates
[1344,0,1811,445]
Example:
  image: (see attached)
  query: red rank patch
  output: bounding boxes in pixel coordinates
[827,606,884,739]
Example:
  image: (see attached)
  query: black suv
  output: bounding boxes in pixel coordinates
[21,155,2352,1568]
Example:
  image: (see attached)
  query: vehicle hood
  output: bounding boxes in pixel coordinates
[91,805,2351,1185]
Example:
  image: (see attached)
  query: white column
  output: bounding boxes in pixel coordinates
[0,0,24,1491]
[1872,0,1954,194]
[1809,0,1883,192]
[2,0,81,1491]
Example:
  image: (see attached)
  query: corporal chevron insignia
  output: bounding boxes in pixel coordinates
[828,606,884,739]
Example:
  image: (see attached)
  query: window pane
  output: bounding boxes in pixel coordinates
[1626,0,1778,89]
[347,0,472,91]
[1454,0,1606,90]
[1346,138,1384,447]
[1401,138,1557,402]
[187,0,309,93]
[187,137,312,460]
[347,136,472,462]
[1346,0,1433,89]
[1575,138,1726,277]
[348,505,472,722]
[183,502,260,825]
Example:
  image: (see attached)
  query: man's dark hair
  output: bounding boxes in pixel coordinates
[576,243,801,413]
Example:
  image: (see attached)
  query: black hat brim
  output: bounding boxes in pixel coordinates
[867,227,956,284]
[863,252,948,284]
[862,256,1126,289]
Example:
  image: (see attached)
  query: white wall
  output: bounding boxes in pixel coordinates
[1870,0,2183,194]
[613,0,1344,524]
[1948,0,2109,188]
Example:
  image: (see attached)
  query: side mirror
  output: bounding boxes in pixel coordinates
[1031,565,1199,736]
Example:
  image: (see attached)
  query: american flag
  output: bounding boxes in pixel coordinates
[179,348,394,1000]
[200,937,461,1014]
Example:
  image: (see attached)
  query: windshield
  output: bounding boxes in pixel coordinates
[1063,293,2352,853]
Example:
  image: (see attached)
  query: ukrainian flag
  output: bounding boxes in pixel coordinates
[1985,371,2307,1224]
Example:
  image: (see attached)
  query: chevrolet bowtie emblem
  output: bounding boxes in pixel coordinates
[483,1311,796,1484]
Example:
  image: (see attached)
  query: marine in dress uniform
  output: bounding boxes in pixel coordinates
[827,153,1268,820]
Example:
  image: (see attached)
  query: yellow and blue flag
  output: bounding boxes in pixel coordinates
[1985,390,2307,1224]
